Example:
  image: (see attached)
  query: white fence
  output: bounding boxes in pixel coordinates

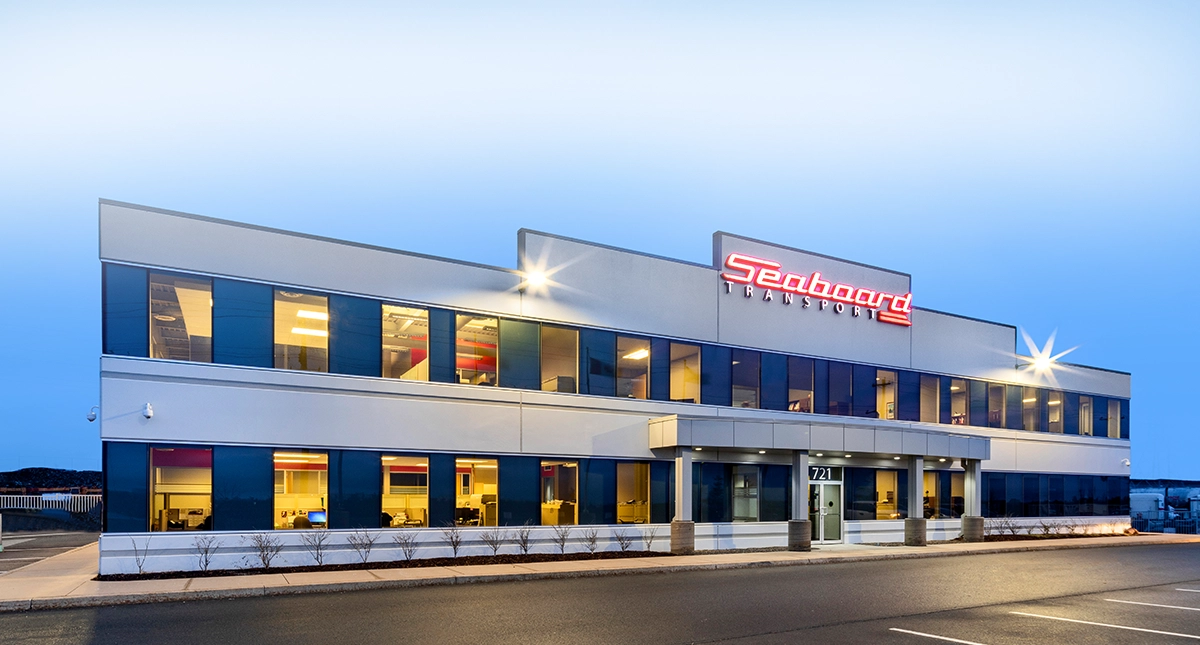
[0,494,103,514]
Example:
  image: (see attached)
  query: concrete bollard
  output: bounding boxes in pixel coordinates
[905,517,927,546]
[670,520,695,554]
[961,515,985,542]
[787,519,812,551]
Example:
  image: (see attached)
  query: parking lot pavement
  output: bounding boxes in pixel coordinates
[0,533,98,574]
[748,579,1200,644]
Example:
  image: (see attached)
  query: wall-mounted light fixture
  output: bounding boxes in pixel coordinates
[86,406,99,423]
[142,403,154,420]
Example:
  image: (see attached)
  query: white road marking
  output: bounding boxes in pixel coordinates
[1010,611,1200,640]
[1107,598,1200,612]
[888,628,989,644]
[1177,589,1200,593]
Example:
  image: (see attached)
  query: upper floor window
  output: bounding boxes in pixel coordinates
[987,383,1005,428]
[1022,387,1041,432]
[616,336,650,399]
[787,356,814,413]
[382,305,429,380]
[919,375,939,423]
[670,343,701,403]
[1048,391,1064,433]
[1079,395,1094,435]
[731,349,760,408]
[274,290,328,372]
[456,314,497,386]
[1107,399,1121,438]
[876,370,898,420]
[540,326,578,393]
[949,379,968,425]
[150,273,212,363]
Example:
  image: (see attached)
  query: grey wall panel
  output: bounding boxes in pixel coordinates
[101,202,524,317]
[714,234,913,368]
[517,231,719,342]
[910,309,1018,381]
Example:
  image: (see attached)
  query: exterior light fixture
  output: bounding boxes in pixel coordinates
[815,453,823,457]
[694,447,703,451]
[519,271,548,294]
[939,458,946,463]
[142,403,154,419]
[758,450,766,454]
[86,406,99,423]
[894,456,901,460]
[844,454,852,458]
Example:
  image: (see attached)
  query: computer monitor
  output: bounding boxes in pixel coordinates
[306,510,327,524]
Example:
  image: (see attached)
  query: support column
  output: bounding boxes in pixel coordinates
[961,458,984,542]
[905,455,926,546]
[671,447,695,554]
[788,451,811,551]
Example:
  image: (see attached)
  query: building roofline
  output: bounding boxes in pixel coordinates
[913,306,1018,331]
[516,228,714,270]
[713,231,912,278]
[99,199,521,276]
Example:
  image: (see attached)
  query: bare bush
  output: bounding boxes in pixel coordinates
[613,529,634,552]
[347,530,380,564]
[1037,519,1056,536]
[300,529,331,566]
[392,531,420,562]
[244,532,284,569]
[514,521,534,555]
[192,535,222,572]
[582,527,599,554]
[130,537,150,574]
[551,524,573,554]
[642,526,660,552]
[479,528,508,557]
[441,523,464,557]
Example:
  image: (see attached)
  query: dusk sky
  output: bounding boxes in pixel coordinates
[2,3,1197,478]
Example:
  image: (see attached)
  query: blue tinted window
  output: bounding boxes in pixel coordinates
[212,445,274,531]
[426,453,457,527]
[426,308,456,383]
[150,273,212,363]
[828,362,852,416]
[212,278,273,368]
[498,455,539,526]
[1120,400,1130,439]
[497,318,539,389]
[103,264,148,357]
[851,364,877,417]
[897,371,921,421]
[329,295,382,377]
[1006,385,1024,430]
[649,338,672,401]
[103,441,149,532]
[693,462,731,522]
[579,328,616,396]
[1062,392,1080,435]
[579,459,617,525]
[700,345,731,406]
[812,359,830,414]
[787,356,815,413]
[730,349,760,408]
[760,465,789,521]
[650,461,673,523]
[328,449,382,529]
[969,381,988,427]
[760,353,788,411]
[939,377,952,424]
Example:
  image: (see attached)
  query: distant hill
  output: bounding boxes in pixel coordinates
[0,467,102,493]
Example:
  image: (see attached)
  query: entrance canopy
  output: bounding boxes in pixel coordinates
[649,414,989,461]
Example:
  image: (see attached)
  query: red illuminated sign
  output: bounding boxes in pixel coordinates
[721,253,913,327]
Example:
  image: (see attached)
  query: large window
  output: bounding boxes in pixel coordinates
[616,462,650,523]
[381,455,428,528]
[455,315,498,386]
[787,356,814,413]
[1022,387,1041,432]
[150,273,212,363]
[987,383,1005,428]
[1048,391,1064,433]
[949,379,968,425]
[732,465,759,521]
[540,326,578,393]
[273,451,328,529]
[1107,399,1121,438]
[541,460,578,525]
[875,470,901,519]
[731,349,760,408]
[876,370,897,420]
[616,337,650,399]
[919,375,939,423]
[382,305,429,380]
[1079,395,1094,435]
[274,290,329,372]
[456,458,498,526]
[670,343,701,403]
[150,447,212,531]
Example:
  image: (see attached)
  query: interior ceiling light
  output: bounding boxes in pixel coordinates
[279,291,302,298]
[1048,400,1061,406]
[153,314,176,322]
[296,310,329,321]
[292,328,329,337]
[694,447,703,451]
[274,452,322,459]
[623,349,650,360]
[950,386,960,391]
[1022,398,1037,403]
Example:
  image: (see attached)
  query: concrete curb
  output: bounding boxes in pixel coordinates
[4,536,1198,613]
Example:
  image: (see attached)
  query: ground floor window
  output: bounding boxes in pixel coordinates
[150,447,211,531]
[456,457,498,525]
[382,455,428,527]
[616,462,650,523]
[693,462,789,522]
[541,460,578,525]
[982,472,1130,518]
[273,451,328,529]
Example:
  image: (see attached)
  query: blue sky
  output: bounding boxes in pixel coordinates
[1,3,1197,477]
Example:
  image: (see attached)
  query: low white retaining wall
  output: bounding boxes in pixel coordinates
[694,522,787,550]
[844,519,961,544]
[983,516,1131,537]
[99,524,673,576]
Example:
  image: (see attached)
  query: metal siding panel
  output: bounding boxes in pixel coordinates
[579,458,617,525]
[649,338,672,401]
[578,328,616,397]
[103,441,149,532]
[498,455,540,526]
[498,319,540,390]
[427,308,456,384]
[328,449,382,529]
[701,344,732,407]
[212,278,274,368]
[103,264,149,358]
[427,453,457,527]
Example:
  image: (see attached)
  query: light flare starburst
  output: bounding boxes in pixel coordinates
[1018,328,1077,387]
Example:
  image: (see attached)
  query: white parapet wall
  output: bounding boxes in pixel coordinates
[982,516,1132,537]
[99,524,674,576]
[844,519,962,544]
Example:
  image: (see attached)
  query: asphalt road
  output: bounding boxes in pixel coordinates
[0,533,97,574]
[3,543,1200,644]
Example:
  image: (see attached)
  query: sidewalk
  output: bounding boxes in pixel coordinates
[2,533,1198,613]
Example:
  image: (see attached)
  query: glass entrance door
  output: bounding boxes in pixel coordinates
[809,483,843,543]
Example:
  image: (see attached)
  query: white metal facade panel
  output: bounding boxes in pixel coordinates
[909,309,1018,381]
